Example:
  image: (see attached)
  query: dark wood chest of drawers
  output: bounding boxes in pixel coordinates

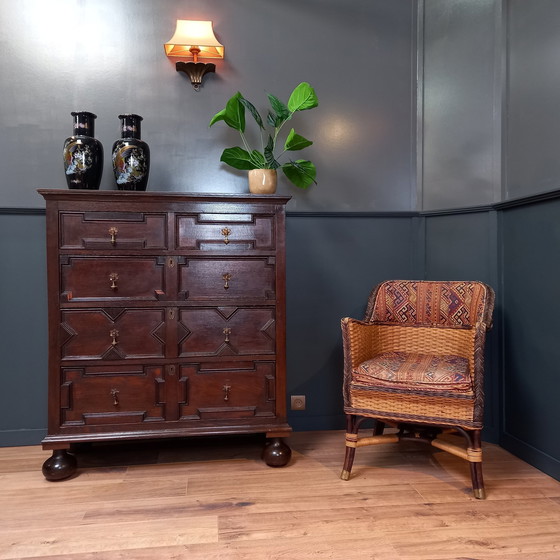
[38,190,292,480]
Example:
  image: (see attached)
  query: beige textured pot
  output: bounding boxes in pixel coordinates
[248,168,277,194]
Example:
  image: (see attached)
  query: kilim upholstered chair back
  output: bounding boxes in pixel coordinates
[340,280,495,498]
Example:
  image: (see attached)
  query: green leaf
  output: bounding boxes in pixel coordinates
[223,92,245,132]
[209,108,227,127]
[239,97,264,130]
[282,160,317,189]
[284,128,313,151]
[264,135,280,169]
[220,147,259,170]
[287,82,319,112]
[268,93,291,122]
[249,150,266,168]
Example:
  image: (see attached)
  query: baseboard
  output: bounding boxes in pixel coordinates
[500,432,560,481]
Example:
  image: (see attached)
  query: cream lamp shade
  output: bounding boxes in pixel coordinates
[164,20,224,61]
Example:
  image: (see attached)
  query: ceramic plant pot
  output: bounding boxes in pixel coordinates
[248,168,277,194]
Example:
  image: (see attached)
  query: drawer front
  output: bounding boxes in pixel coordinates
[60,211,167,250]
[179,361,276,420]
[60,308,166,360]
[178,307,275,357]
[60,256,167,302]
[176,213,274,252]
[179,257,275,301]
[60,365,166,426]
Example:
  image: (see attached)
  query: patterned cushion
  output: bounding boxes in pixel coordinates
[371,280,487,328]
[352,351,471,393]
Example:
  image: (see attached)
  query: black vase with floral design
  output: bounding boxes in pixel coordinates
[112,114,150,191]
[63,111,104,189]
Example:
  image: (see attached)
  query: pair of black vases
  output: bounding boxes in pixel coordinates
[63,111,150,191]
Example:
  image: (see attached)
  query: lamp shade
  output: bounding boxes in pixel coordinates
[164,20,224,59]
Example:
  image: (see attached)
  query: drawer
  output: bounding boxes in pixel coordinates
[178,307,275,357]
[179,257,275,301]
[60,308,166,360]
[176,212,274,252]
[60,365,166,426]
[59,211,167,250]
[60,256,168,302]
[178,361,276,420]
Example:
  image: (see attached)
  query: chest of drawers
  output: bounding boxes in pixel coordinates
[38,190,292,480]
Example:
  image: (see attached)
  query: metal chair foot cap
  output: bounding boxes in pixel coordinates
[341,470,351,481]
[473,488,486,499]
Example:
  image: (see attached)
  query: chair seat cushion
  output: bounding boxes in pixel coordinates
[352,351,471,393]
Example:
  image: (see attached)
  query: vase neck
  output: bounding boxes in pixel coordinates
[71,111,96,137]
[118,114,142,139]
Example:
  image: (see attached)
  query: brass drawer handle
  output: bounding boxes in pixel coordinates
[109,272,119,290]
[223,384,231,402]
[108,226,118,245]
[222,272,232,290]
[110,329,119,346]
[111,389,119,406]
[223,327,231,343]
[221,227,231,244]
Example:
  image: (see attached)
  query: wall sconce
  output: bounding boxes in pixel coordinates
[164,20,224,91]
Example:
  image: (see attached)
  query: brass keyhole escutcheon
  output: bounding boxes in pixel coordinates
[109,272,118,290]
[221,227,231,244]
[110,329,119,346]
[108,227,118,245]
[111,389,119,406]
[223,384,231,402]
[222,272,232,290]
[223,327,231,343]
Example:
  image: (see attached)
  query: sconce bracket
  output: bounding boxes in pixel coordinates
[176,61,216,91]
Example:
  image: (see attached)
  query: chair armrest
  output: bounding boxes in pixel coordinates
[341,317,379,370]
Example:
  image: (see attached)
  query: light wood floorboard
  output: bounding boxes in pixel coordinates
[1,430,559,559]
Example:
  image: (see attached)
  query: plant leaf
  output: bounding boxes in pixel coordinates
[268,94,291,121]
[222,92,245,132]
[209,108,227,127]
[264,135,280,169]
[249,150,266,168]
[220,147,258,170]
[240,97,264,130]
[284,128,313,151]
[282,160,317,189]
[287,82,319,112]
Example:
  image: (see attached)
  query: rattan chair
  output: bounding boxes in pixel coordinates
[340,280,495,499]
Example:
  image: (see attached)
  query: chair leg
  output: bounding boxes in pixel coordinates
[466,430,485,499]
[373,420,385,436]
[341,414,360,480]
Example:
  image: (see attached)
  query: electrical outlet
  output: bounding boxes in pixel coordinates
[290,395,306,411]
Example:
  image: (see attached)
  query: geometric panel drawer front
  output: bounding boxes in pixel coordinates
[60,365,166,426]
[176,213,274,251]
[179,257,275,301]
[178,307,275,356]
[178,361,276,420]
[60,212,167,250]
[60,256,167,302]
[60,308,166,360]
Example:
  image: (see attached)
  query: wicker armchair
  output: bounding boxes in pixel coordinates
[340,280,495,499]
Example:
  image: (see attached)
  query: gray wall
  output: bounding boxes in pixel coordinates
[0,0,416,212]
[421,0,503,210]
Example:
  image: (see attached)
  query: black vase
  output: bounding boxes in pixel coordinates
[112,114,150,191]
[63,111,104,190]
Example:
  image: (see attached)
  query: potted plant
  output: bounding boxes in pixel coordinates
[209,82,319,193]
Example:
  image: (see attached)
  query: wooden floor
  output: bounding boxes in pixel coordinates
[1,430,560,559]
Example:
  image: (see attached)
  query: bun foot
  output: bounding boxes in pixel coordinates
[42,449,77,481]
[262,437,291,467]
